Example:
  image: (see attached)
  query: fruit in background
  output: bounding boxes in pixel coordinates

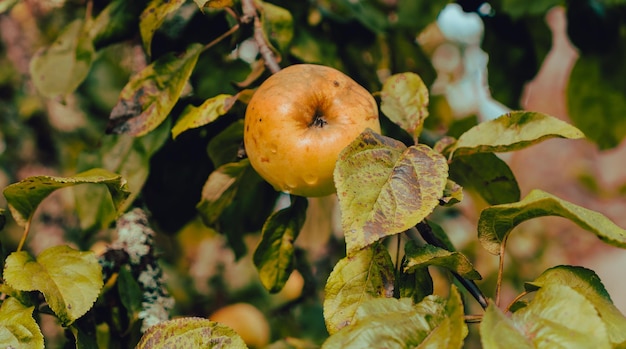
[244,64,381,197]
[209,302,270,348]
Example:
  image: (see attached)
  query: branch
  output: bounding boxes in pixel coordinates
[240,0,281,73]
[414,221,489,309]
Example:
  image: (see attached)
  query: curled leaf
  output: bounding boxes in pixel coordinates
[323,243,395,335]
[3,168,130,227]
[403,241,481,280]
[4,246,103,326]
[0,298,44,349]
[451,111,585,157]
[335,130,448,256]
[107,43,203,136]
[139,0,186,57]
[253,196,308,293]
[172,94,236,139]
[137,317,247,349]
[478,189,626,255]
[380,72,429,139]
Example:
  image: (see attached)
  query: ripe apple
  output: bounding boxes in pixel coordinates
[244,64,381,197]
[209,302,270,348]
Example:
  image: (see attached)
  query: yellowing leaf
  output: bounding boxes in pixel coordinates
[2,168,130,227]
[525,266,626,346]
[478,189,626,255]
[335,130,448,256]
[253,196,308,293]
[136,317,247,349]
[197,160,251,226]
[30,19,95,98]
[323,243,395,335]
[380,72,429,139]
[416,286,467,349]
[0,298,44,349]
[260,2,294,53]
[139,0,186,57]
[194,0,233,10]
[512,284,611,348]
[3,246,104,326]
[451,111,585,157]
[404,241,481,280]
[107,43,203,136]
[172,94,236,139]
[481,303,533,349]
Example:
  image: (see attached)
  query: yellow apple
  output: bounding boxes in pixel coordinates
[209,302,270,348]
[244,64,381,197]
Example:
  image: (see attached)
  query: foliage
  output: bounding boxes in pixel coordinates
[1,0,626,348]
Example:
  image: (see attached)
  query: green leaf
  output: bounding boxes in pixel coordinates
[253,196,308,293]
[0,208,5,231]
[449,152,520,205]
[416,286,467,349]
[500,0,562,19]
[260,1,294,53]
[323,243,395,335]
[207,120,244,168]
[139,0,187,57]
[322,296,447,348]
[3,168,130,227]
[76,120,169,233]
[107,43,203,136]
[88,0,143,49]
[397,266,433,304]
[3,245,104,326]
[525,266,626,346]
[567,51,626,149]
[451,111,585,157]
[335,130,448,256]
[512,284,611,348]
[136,317,247,349]
[29,19,95,98]
[403,241,481,280]
[478,189,626,255]
[197,160,251,227]
[480,303,533,349]
[172,94,235,139]
[380,72,429,140]
[0,297,44,349]
[117,266,144,317]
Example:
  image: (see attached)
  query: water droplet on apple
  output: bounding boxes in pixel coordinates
[303,174,318,185]
[270,145,277,154]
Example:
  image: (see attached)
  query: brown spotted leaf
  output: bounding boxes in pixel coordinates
[107,43,203,136]
[334,130,448,256]
[380,72,429,140]
[137,317,247,349]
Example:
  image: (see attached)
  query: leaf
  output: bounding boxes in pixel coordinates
[323,243,395,335]
[322,296,447,348]
[117,266,144,317]
[478,189,626,255]
[567,51,626,149]
[253,196,308,293]
[416,286,467,349]
[0,208,5,231]
[440,179,463,206]
[380,72,429,139]
[451,111,585,157]
[3,168,130,227]
[88,0,143,49]
[525,266,626,346]
[107,43,203,136]
[30,19,95,98]
[403,241,482,280]
[512,284,611,348]
[260,1,294,53]
[449,152,520,205]
[0,0,19,14]
[194,0,233,10]
[500,0,562,19]
[172,94,236,139]
[75,120,169,233]
[335,130,448,256]
[397,266,433,304]
[136,317,247,349]
[139,0,187,57]
[3,245,104,326]
[197,160,251,227]
[0,297,44,349]
[207,120,244,168]
[480,303,533,349]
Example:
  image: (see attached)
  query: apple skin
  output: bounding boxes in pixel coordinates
[244,64,381,197]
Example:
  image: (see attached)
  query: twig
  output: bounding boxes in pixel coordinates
[465,314,483,323]
[240,0,281,73]
[495,234,509,307]
[414,221,489,309]
[504,290,530,313]
[203,23,240,52]
[16,219,32,252]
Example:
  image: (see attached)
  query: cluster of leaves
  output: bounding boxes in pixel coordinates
[1,0,626,348]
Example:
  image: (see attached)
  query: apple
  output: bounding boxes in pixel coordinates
[244,64,381,197]
[209,302,270,348]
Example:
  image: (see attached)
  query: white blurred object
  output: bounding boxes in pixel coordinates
[427,3,510,122]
